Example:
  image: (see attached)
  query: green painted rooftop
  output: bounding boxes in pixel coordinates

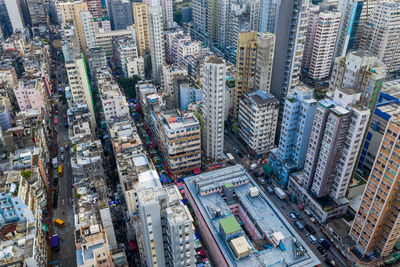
[220,216,241,234]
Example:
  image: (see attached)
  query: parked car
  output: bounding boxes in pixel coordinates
[289,212,297,221]
[319,238,330,250]
[295,220,305,231]
[306,233,317,243]
[238,152,244,158]
[60,154,64,161]
[54,177,58,187]
[293,211,302,220]
[258,177,266,185]
[317,246,327,257]
[60,147,64,153]
[266,186,274,194]
[310,217,317,224]
[266,179,272,184]
[304,224,316,235]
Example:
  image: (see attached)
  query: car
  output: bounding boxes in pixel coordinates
[319,238,330,250]
[310,217,317,224]
[258,177,266,185]
[60,154,64,161]
[304,224,316,235]
[306,233,317,243]
[293,211,302,219]
[324,258,336,267]
[60,147,64,153]
[64,144,69,150]
[54,177,58,187]
[238,152,244,158]
[289,212,297,221]
[266,186,274,194]
[64,122,68,128]
[317,246,327,257]
[266,179,272,184]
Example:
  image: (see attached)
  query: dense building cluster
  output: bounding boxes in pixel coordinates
[1,0,400,266]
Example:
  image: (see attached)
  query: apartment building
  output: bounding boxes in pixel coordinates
[289,89,370,223]
[329,51,386,114]
[165,29,184,63]
[162,64,188,95]
[0,192,48,266]
[114,38,145,79]
[64,49,96,127]
[148,6,165,86]
[95,28,133,56]
[302,5,340,80]
[361,2,400,72]
[233,31,275,119]
[135,184,195,267]
[85,0,102,18]
[237,90,279,155]
[132,3,150,57]
[80,11,96,49]
[155,110,201,175]
[106,0,133,30]
[59,1,89,52]
[357,93,400,179]
[161,0,173,29]
[96,68,130,123]
[334,0,363,58]
[350,112,400,259]
[202,56,226,162]
[271,0,309,102]
[268,85,317,186]
[75,224,114,266]
[14,79,45,111]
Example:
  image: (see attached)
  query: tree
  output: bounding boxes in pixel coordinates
[21,170,32,179]
[60,90,67,104]
[119,76,140,99]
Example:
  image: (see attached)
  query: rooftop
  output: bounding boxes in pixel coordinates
[185,165,320,267]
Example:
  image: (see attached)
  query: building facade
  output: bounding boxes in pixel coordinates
[156,110,201,175]
[237,90,279,155]
[360,2,400,72]
[132,3,150,57]
[202,56,226,162]
[148,6,165,86]
[302,6,340,80]
[350,112,400,258]
[268,85,317,186]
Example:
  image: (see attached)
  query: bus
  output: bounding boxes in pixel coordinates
[51,234,60,252]
[54,219,65,228]
[58,165,63,176]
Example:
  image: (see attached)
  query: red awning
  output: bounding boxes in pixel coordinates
[177,182,183,187]
[193,168,200,174]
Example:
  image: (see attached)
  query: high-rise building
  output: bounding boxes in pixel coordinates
[80,11,96,49]
[0,0,12,41]
[4,0,25,32]
[334,0,363,58]
[302,5,340,80]
[270,0,309,103]
[329,51,386,114]
[155,110,201,175]
[202,56,226,162]
[148,6,165,85]
[233,31,275,119]
[132,3,150,57]
[191,0,206,40]
[360,2,400,72]
[26,0,47,30]
[161,0,173,29]
[63,45,96,127]
[259,0,280,34]
[268,85,317,186]
[357,93,400,179]
[350,112,400,258]
[59,1,89,52]
[85,0,102,19]
[106,0,133,30]
[237,90,279,155]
